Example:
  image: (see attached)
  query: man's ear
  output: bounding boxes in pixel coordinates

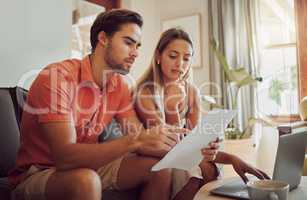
[97,31,109,47]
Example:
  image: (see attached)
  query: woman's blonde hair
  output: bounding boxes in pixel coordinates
[136,28,194,94]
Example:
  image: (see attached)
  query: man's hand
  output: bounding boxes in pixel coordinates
[135,125,188,157]
[230,155,270,183]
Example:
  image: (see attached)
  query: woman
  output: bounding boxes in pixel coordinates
[134,28,269,199]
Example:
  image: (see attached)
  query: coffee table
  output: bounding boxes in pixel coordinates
[193,176,307,200]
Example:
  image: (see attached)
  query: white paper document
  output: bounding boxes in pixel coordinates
[152,109,236,171]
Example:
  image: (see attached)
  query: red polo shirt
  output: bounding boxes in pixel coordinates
[9,55,136,186]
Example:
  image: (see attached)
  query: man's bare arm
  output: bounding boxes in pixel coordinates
[41,121,140,171]
[42,118,181,170]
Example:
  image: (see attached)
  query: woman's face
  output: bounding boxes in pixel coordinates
[158,39,193,82]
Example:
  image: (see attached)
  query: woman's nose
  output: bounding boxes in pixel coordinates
[175,58,184,69]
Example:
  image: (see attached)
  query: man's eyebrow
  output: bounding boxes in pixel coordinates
[123,36,142,47]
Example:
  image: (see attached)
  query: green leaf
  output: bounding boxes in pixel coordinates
[241,117,259,139]
[269,79,284,106]
[228,68,258,87]
[210,39,264,139]
[237,76,257,88]
[210,40,260,88]
[210,40,234,81]
[247,117,258,127]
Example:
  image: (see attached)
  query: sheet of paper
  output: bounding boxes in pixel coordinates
[152,109,236,171]
[201,109,237,138]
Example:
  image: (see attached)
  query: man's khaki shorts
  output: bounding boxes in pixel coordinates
[11,157,124,200]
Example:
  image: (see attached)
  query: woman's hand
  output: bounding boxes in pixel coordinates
[230,155,270,183]
[164,82,186,112]
[201,138,221,162]
[199,161,219,183]
[196,139,221,185]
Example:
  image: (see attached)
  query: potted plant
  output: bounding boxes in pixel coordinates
[210,40,263,139]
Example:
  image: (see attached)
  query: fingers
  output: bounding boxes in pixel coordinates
[147,126,161,135]
[201,148,218,161]
[178,133,185,140]
[200,137,221,162]
[201,147,218,154]
[245,166,271,181]
[240,168,269,184]
[208,141,220,150]
[252,169,271,180]
[167,126,189,135]
[239,173,249,184]
[159,142,172,152]
[165,133,180,144]
[145,125,186,151]
[160,125,188,142]
[160,126,180,142]
[206,137,222,150]
[259,169,271,180]
[158,134,177,147]
[215,137,223,142]
[248,168,265,180]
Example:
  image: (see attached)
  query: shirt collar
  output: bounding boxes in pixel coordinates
[80,55,118,93]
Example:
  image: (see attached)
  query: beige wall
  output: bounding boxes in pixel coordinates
[0,0,210,91]
[158,0,210,89]
[0,0,72,88]
[122,0,210,94]
[122,0,160,83]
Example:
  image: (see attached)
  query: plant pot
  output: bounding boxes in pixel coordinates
[224,127,243,139]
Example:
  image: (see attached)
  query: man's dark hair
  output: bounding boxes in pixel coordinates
[90,9,143,51]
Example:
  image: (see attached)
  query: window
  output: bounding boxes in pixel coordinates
[71,0,105,59]
[256,0,298,116]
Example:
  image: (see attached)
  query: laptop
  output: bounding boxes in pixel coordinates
[210,129,307,199]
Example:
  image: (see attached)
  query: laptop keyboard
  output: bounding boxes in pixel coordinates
[233,190,249,198]
[210,179,250,199]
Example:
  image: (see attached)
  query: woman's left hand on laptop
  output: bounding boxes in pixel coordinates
[230,155,271,183]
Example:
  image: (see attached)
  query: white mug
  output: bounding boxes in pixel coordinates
[247,180,289,200]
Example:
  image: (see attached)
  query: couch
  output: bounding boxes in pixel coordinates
[0,86,139,200]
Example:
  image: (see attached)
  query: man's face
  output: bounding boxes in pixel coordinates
[104,23,142,75]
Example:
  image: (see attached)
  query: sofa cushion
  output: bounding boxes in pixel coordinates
[0,177,10,200]
[9,87,28,130]
[0,89,21,177]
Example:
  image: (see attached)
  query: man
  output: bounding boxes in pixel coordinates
[10,9,201,200]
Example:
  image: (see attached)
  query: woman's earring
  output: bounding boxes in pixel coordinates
[157,60,160,65]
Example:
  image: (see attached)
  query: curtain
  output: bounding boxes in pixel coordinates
[208,0,260,132]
